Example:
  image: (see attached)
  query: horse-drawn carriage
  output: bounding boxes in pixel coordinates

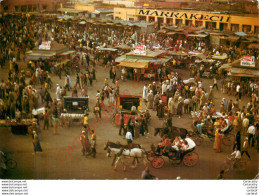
[147,137,199,169]
[191,111,235,146]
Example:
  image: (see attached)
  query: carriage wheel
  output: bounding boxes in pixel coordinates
[222,134,235,146]
[151,157,164,169]
[194,136,203,146]
[183,152,199,167]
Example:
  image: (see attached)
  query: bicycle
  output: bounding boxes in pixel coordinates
[1,151,17,169]
[220,157,247,173]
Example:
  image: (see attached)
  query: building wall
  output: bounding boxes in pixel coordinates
[2,0,62,11]
[114,8,259,33]
[74,4,95,12]
[113,7,138,21]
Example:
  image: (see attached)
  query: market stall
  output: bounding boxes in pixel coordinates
[0,119,35,135]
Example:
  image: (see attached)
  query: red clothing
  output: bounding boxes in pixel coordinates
[43,113,49,120]
[161,96,167,104]
[159,138,171,147]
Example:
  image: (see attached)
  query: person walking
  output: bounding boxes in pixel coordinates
[32,131,42,155]
[75,73,81,89]
[119,114,124,135]
[241,137,251,160]
[247,123,256,147]
[141,166,155,179]
[86,134,96,158]
[134,119,140,139]
[43,109,49,130]
[79,130,91,156]
[212,77,218,90]
[125,129,133,144]
[52,104,59,135]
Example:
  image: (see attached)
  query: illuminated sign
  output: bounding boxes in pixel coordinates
[241,56,255,67]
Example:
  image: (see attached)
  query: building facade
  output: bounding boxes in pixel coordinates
[114,8,259,34]
[2,0,64,12]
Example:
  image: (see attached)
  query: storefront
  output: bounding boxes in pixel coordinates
[113,8,259,34]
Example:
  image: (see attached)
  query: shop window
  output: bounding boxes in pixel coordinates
[185,20,193,26]
[231,24,239,32]
[32,5,37,11]
[28,5,32,12]
[149,16,155,22]
[138,16,146,22]
[129,18,134,21]
[43,5,48,10]
[14,6,19,12]
[220,23,228,31]
[166,18,173,25]
[254,26,259,34]
[206,22,216,30]
[21,5,27,12]
[242,25,251,33]
[176,19,182,25]
[195,21,203,27]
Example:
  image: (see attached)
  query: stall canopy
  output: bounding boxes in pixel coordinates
[60,50,76,56]
[231,67,259,77]
[235,31,247,36]
[248,43,259,49]
[97,47,117,52]
[115,45,133,50]
[219,63,232,71]
[118,61,148,69]
[212,54,228,60]
[26,53,56,60]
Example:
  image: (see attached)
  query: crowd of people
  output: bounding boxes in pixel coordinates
[0,13,258,179]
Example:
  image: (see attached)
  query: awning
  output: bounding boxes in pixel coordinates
[188,34,208,38]
[231,67,259,77]
[166,32,176,35]
[196,53,206,60]
[235,31,247,36]
[157,29,167,34]
[248,43,259,49]
[212,54,228,60]
[97,48,117,52]
[79,21,86,25]
[115,55,126,62]
[60,50,76,55]
[118,61,148,69]
[26,53,55,60]
[168,51,188,56]
[115,45,133,50]
[219,63,232,71]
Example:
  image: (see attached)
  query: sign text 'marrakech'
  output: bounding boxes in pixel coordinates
[138,9,231,23]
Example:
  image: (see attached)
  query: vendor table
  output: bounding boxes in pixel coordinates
[0,120,33,135]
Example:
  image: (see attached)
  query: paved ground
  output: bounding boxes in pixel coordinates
[0,58,258,180]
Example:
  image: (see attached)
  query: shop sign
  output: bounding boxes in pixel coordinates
[39,41,51,50]
[134,45,146,55]
[240,56,255,67]
[138,9,230,23]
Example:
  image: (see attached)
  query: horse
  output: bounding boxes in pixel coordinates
[154,126,188,141]
[104,141,147,171]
